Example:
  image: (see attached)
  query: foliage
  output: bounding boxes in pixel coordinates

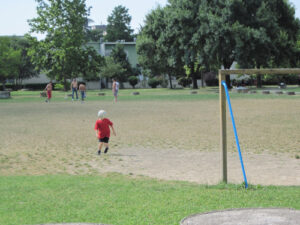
[157,76,168,88]
[101,57,126,81]
[128,76,138,88]
[105,5,134,42]
[53,83,65,91]
[27,0,102,91]
[148,77,161,88]
[86,28,103,42]
[204,71,218,86]
[262,74,299,85]
[136,6,185,89]
[0,37,21,89]
[79,46,105,81]
[9,36,40,87]
[109,44,132,82]
[138,0,300,89]
[177,76,192,88]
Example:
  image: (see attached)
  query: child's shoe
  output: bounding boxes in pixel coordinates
[104,147,109,154]
[97,150,101,155]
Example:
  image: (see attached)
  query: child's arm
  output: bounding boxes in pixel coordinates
[95,130,98,138]
[111,125,116,136]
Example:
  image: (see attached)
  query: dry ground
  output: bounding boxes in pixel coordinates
[0,98,299,185]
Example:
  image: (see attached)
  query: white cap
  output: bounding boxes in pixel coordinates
[98,110,106,118]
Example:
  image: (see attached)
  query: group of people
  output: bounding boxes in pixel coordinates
[44,78,119,103]
[70,78,86,102]
[43,79,86,103]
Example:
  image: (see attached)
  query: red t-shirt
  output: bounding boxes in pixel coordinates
[94,118,113,138]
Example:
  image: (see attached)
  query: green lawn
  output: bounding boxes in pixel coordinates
[0,174,299,225]
[1,85,299,103]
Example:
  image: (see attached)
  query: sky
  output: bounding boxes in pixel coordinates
[0,0,299,39]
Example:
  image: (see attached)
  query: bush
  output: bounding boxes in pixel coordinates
[128,76,138,88]
[262,74,298,85]
[177,76,192,87]
[204,72,218,86]
[54,83,64,91]
[158,77,168,88]
[148,78,160,88]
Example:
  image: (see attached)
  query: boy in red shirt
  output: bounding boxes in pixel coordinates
[94,110,116,155]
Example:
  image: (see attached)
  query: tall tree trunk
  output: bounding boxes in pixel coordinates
[256,65,262,88]
[191,73,198,89]
[201,71,204,87]
[63,76,68,91]
[257,75,262,88]
[190,63,198,89]
[168,74,173,89]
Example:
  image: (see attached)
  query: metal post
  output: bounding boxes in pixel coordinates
[219,71,227,183]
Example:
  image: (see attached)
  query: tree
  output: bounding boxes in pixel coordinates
[128,76,138,88]
[200,0,300,88]
[78,46,105,81]
[231,0,300,87]
[137,6,185,89]
[105,5,134,42]
[27,0,101,90]
[10,36,40,88]
[86,29,103,42]
[109,44,133,85]
[0,37,21,90]
[101,57,126,82]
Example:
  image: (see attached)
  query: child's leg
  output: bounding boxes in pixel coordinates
[98,142,103,155]
[104,142,109,153]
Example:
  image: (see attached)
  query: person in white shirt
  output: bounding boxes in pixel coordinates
[112,78,119,102]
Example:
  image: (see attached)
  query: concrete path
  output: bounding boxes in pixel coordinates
[180,208,300,225]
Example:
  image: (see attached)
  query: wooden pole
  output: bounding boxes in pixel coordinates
[218,68,300,184]
[219,70,227,183]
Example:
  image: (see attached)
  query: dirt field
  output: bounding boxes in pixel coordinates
[0,98,299,185]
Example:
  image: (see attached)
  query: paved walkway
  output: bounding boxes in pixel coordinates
[180,208,300,225]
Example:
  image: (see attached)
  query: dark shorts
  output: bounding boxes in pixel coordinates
[99,137,109,143]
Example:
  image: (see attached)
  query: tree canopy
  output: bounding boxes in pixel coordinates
[27,0,103,90]
[105,5,134,42]
[0,37,21,89]
[137,0,300,88]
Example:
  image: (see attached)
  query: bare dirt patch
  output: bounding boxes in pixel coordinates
[0,99,299,185]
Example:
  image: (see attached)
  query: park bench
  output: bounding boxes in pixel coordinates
[0,91,11,99]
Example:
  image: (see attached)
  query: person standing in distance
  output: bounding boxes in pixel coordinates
[44,81,52,103]
[79,83,86,103]
[112,78,119,102]
[94,110,116,155]
[70,78,78,101]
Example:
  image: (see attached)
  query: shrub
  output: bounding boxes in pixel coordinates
[177,76,192,87]
[158,77,168,88]
[204,72,218,86]
[54,83,64,91]
[263,74,298,85]
[148,78,160,88]
[128,76,138,88]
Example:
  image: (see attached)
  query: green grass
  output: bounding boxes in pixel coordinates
[1,86,299,103]
[0,174,299,225]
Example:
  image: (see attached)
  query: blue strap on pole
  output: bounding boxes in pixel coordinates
[221,81,248,188]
